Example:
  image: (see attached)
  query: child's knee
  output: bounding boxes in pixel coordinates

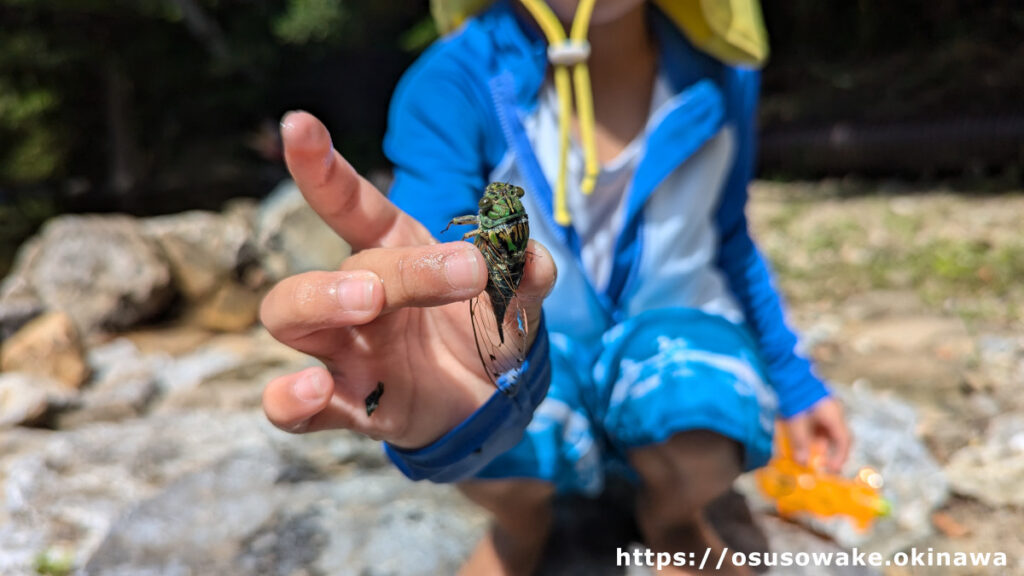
[629,429,744,527]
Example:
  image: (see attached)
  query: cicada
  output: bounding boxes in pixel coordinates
[443,182,530,391]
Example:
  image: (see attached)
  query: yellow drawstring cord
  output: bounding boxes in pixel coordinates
[519,0,599,226]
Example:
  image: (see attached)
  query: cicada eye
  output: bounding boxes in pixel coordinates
[514,186,525,198]
[479,196,493,211]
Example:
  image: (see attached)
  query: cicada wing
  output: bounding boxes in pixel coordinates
[469,282,528,395]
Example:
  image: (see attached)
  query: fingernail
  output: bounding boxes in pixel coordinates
[337,276,375,312]
[280,110,301,130]
[293,370,328,403]
[444,247,482,290]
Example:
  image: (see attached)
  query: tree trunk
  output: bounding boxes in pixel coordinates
[105,56,139,196]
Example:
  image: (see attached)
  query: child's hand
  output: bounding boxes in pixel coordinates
[781,397,851,473]
[260,112,556,449]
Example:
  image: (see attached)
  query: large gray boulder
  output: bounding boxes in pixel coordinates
[0,373,53,428]
[257,180,351,280]
[0,237,45,340]
[0,409,486,576]
[12,215,174,335]
[142,206,259,301]
[1,311,89,390]
[945,413,1024,507]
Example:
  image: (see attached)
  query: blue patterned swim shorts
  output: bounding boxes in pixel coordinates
[475,308,778,495]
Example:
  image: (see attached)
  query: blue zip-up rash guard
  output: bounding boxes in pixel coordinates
[382,0,829,483]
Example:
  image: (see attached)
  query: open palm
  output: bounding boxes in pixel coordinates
[260,112,555,449]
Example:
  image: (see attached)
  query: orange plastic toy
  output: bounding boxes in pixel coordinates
[755,426,890,532]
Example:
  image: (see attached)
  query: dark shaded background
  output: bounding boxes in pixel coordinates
[1,0,1022,273]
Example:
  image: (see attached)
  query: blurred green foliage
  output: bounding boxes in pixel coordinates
[0,85,62,182]
[274,0,348,45]
[0,0,1020,206]
[0,0,426,202]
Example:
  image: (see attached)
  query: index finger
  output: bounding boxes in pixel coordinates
[280,111,433,251]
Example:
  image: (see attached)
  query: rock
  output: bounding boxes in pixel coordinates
[156,330,318,413]
[59,334,273,425]
[257,180,351,281]
[126,328,316,412]
[71,330,314,417]
[794,313,843,357]
[757,516,882,576]
[313,473,485,576]
[738,383,948,556]
[143,209,259,301]
[120,324,214,357]
[83,448,289,574]
[0,237,45,340]
[156,341,247,393]
[0,293,44,343]
[0,410,485,575]
[0,371,76,429]
[0,424,50,461]
[276,428,390,471]
[976,335,1020,370]
[969,334,1024,414]
[945,413,1024,507]
[87,335,245,394]
[85,458,485,576]
[186,280,263,332]
[54,339,160,428]
[0,412,269,572]
[0,373,50,427]
[156,375,264,413]
[57,372,158,429]
[23,215,174,334]
[88,336,164,373]
[820,384,948,554]
[1,311,89,389]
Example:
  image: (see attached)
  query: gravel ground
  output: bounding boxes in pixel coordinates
[749,180,1024,575]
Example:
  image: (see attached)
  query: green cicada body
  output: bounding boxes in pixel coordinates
[444,182,530,386]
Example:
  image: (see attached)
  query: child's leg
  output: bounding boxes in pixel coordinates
[458,479,556,576]
[591,310,778,574]
[628,429,750,576]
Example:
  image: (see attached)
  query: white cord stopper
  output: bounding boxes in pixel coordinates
[547,40,591,66]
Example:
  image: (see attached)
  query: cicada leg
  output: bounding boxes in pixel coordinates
[442,215,480,235]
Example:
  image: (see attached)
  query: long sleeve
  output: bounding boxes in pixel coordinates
[714,68,829,418]
[384,41,498,238]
